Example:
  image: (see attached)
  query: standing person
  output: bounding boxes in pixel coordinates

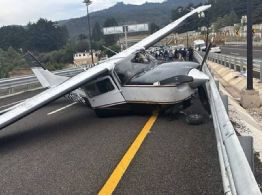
[164,50,169,61]
[155,50,159,59]
[174,49,178,59]
[188,47,194,61]
[181,48,187,61]
[168,50,173,61]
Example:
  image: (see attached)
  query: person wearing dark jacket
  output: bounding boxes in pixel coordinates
[188,47,194,61]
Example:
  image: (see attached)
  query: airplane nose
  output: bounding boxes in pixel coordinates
[188,68,209,88]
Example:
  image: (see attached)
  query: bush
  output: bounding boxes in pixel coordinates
[0,47,27,78]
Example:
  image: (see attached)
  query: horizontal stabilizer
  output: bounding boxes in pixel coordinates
[31,67,68,88]
[24,51,68,88]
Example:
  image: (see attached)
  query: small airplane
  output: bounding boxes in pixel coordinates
[0,4,211,129]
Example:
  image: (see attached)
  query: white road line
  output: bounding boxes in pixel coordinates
[47,102,77,116]
[0,99,25,109]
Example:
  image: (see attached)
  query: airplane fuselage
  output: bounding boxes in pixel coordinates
[77,59,207,112]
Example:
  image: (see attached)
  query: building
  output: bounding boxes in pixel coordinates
[73,51,97,66]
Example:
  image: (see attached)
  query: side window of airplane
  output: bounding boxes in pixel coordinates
[84,77,115,98]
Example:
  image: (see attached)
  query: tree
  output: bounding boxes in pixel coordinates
[103,18,119,46]
[228,10,239,24]
[171,4,206,33]
[75,41,89,53]
[27,18,68,52]
[253,2,262,24]
[78,34,87,41]
[0,26,28,50]
[213,11,240,32]
[0,47,27,78]
[92,22,103,41]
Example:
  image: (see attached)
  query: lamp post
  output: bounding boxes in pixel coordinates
[83,0,94,64]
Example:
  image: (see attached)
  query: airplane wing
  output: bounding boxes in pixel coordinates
[0,5,211,130]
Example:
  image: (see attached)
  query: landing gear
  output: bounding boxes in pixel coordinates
[163,99,204,125]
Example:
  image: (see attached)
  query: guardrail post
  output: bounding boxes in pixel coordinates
[234,58,237,71]
[260,62,262,82]
[238,136,254,173]
[243,59,247,72]
[229,56,232,69]
[240,59,244,73]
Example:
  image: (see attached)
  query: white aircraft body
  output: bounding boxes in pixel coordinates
[0,5,211,129]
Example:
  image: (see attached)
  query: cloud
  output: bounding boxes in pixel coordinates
[0,0,165,26]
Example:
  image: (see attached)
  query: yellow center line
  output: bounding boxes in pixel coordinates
[98,111,159,195]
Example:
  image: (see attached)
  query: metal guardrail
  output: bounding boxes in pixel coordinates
[206,52,262,81]
[225,42,262,47]
[194,52,261,195]
[0,67,85,97]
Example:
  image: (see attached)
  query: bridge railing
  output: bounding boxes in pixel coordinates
[203,52,262,82]
[194,52,261,195]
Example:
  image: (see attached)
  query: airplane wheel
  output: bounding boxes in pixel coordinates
[185,114,204,125]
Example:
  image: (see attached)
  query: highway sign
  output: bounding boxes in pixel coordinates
[103,24,149,35]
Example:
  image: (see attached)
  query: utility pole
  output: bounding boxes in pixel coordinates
[123,25,128,49]
[246,0,253,90]
[83,0,94,64]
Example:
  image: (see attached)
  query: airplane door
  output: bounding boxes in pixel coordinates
[83,76,126,108]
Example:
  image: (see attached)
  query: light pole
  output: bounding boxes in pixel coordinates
[83,0,94,64]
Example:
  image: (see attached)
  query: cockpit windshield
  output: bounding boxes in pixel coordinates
[114,50,158,84]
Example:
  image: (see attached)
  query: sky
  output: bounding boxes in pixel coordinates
[0,0,165,27]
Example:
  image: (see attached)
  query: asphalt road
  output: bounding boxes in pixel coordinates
[221,45,262,60]
[0,91,223,194]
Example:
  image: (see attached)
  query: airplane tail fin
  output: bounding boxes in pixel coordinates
[24,51,68,88]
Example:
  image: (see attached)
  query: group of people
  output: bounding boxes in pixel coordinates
[150,47,194,62]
